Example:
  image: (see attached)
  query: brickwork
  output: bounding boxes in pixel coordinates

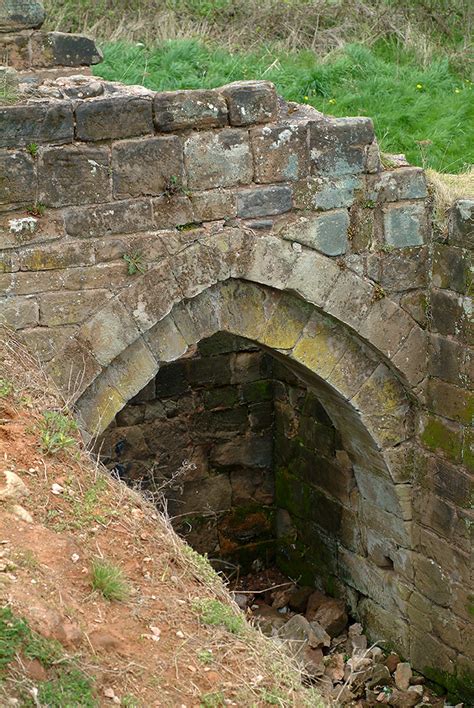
[0,50,472,697]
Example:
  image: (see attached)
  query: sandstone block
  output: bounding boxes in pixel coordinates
[191,189,236,221]
[75,95,153,141]
[152,194,194,229]
[1,209,64,248]
[367,246,428,292]
[391,325,427,386]
[419,413,463,462]
[310,116,374,175]
[154,89,227,131]
[236,184,292,218]
[0,296,38,329]
[367,167,427,202]
[426,378,473,424]
[0,0,45,31]
[112,136,183,199]
[184,129,252,189]
[0,102,74,148]
[448,198,473,249]
[78,298,141,367]
[429,334,464,385]
[431,288,472,341]
[38,289,110,326]
[383,202,428,248]
[281,210,349,256]
[432,243,470,293]
[251,123,309,182]
[0,32,30,69]
[0,151,35,209]
[64,198,153,238]
[31,32,102,67]
[38,145,110,207]
[47,337,102,400]
[219,80,278,126]
[19,324,76,362]
[294,175,361,211]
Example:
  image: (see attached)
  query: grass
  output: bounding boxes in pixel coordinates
[39,410,78,454]
[94,39,473,173]
[91,558,130,601]
[0,378,13,397]
[192,598,245,635]
[0,607,96,707]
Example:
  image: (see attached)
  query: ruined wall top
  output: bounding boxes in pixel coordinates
[0,0,45,33]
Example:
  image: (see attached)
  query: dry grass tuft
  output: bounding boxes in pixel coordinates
[426,166,474,230]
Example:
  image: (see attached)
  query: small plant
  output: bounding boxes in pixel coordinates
[26,143,39,158]
[200,692,225,708]
[181,544,220,586]
[123,251,146,275]
[37,667,96,708]
[197,648,214,664]
[122,695,141,708]
[176,221,203,232]
[26,202,46,217]
[39,411,78,455]
[91,558,130,601]
[363,199,375,209]
[371,284,386,302]
[0,378,13,397]
[163,174,185,200]
[192,598,244,635]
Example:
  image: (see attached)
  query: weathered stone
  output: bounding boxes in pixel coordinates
[75,96,153,141]
[430,288,472,342]
[19,324,76,362]
[38,145,110,207]
[391,326,427,386]
[184,129,252,189]
[38,289,110,326]
[0,31,30,69]
[219,80,278,126]
[191,189,236,221]
[77,297,141,367]
[367,167,427,202]
[394,662,412,691]
[251,124,309,182]
[448,198,473,249]
[308,597,348,637]
[387,689,419,706]
[367,246,428,292]
[0,151,35,209]
[0,0,45,31]
[64,198,153,238]
[236,185,292,218]
[310,116,374,175]
[294,175,361,211]
[383,203,428,248]
[281,210,349,256]
[0,296,38,328]
[426,378,473,424]
[31,32,102,67]
[112,136,183,199]
[47,337,102,400]
[154,89,227,131]
[211,436,272,468]
[0,102,74,148]
[167,474,232,516]
[432,243,470,294]
[0,470,29,501]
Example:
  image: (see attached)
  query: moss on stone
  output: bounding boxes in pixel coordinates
[424,667,474,704]
[420,416,462,462]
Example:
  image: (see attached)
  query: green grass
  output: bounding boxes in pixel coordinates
[95,39,473,173]
[39,411,78,455]
[192,598,245,635]
[91,558,130,601]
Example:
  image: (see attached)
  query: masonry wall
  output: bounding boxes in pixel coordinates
[0,67,473,699]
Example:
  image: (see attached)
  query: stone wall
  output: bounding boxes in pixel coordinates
[0,38,473,698]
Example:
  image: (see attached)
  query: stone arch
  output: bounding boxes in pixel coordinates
[44,231,423,657]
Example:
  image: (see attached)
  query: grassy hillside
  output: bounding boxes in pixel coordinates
[44,1,473,173]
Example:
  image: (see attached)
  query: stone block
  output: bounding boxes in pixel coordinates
[399,290,428,328]
[0,32,30,69]
[47,337,102,401]
[281,210,349,256]
[383,202,428,248]
[190,189,236,221]
[419,413,463,463]
[152,194,194,229]
[236,185,292,218]
[77,297,141,367]
[367,246,428,291]
[1,208,65,248]
[431,288,472,341]
[294,175,361,211]
[38,145,110,207]
[64,198,154,238]
[112,136,183,199]
[0,1,45,31]
[31,32,102,67]
[448,198,473,249]
[0,151,35,209]
[285,247,340,308]
[426,378,473,424]
[323,269,375,330]
[348,202,374,252]
[18,241,95,271]
[358,298,415,361]
[413,553,451,607]
[219,80,278,126]
[261,291,312,349]
[432,243,470,294]
[19,324,76,362]
[211,436,272,468]
[144,315,188,363]
[38,289,110,326]
[391,325,427,386]
[184,129,252,189]
[167,474,232,516]
[429,334,464,385]
[367,167,427,202]
[187,356,232,387]
[0,296,38,329]
[154,89,227,131]
[0,102,74,148]
[251,123,309,182]
[75,95,153,141]
[310,117,374,175]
